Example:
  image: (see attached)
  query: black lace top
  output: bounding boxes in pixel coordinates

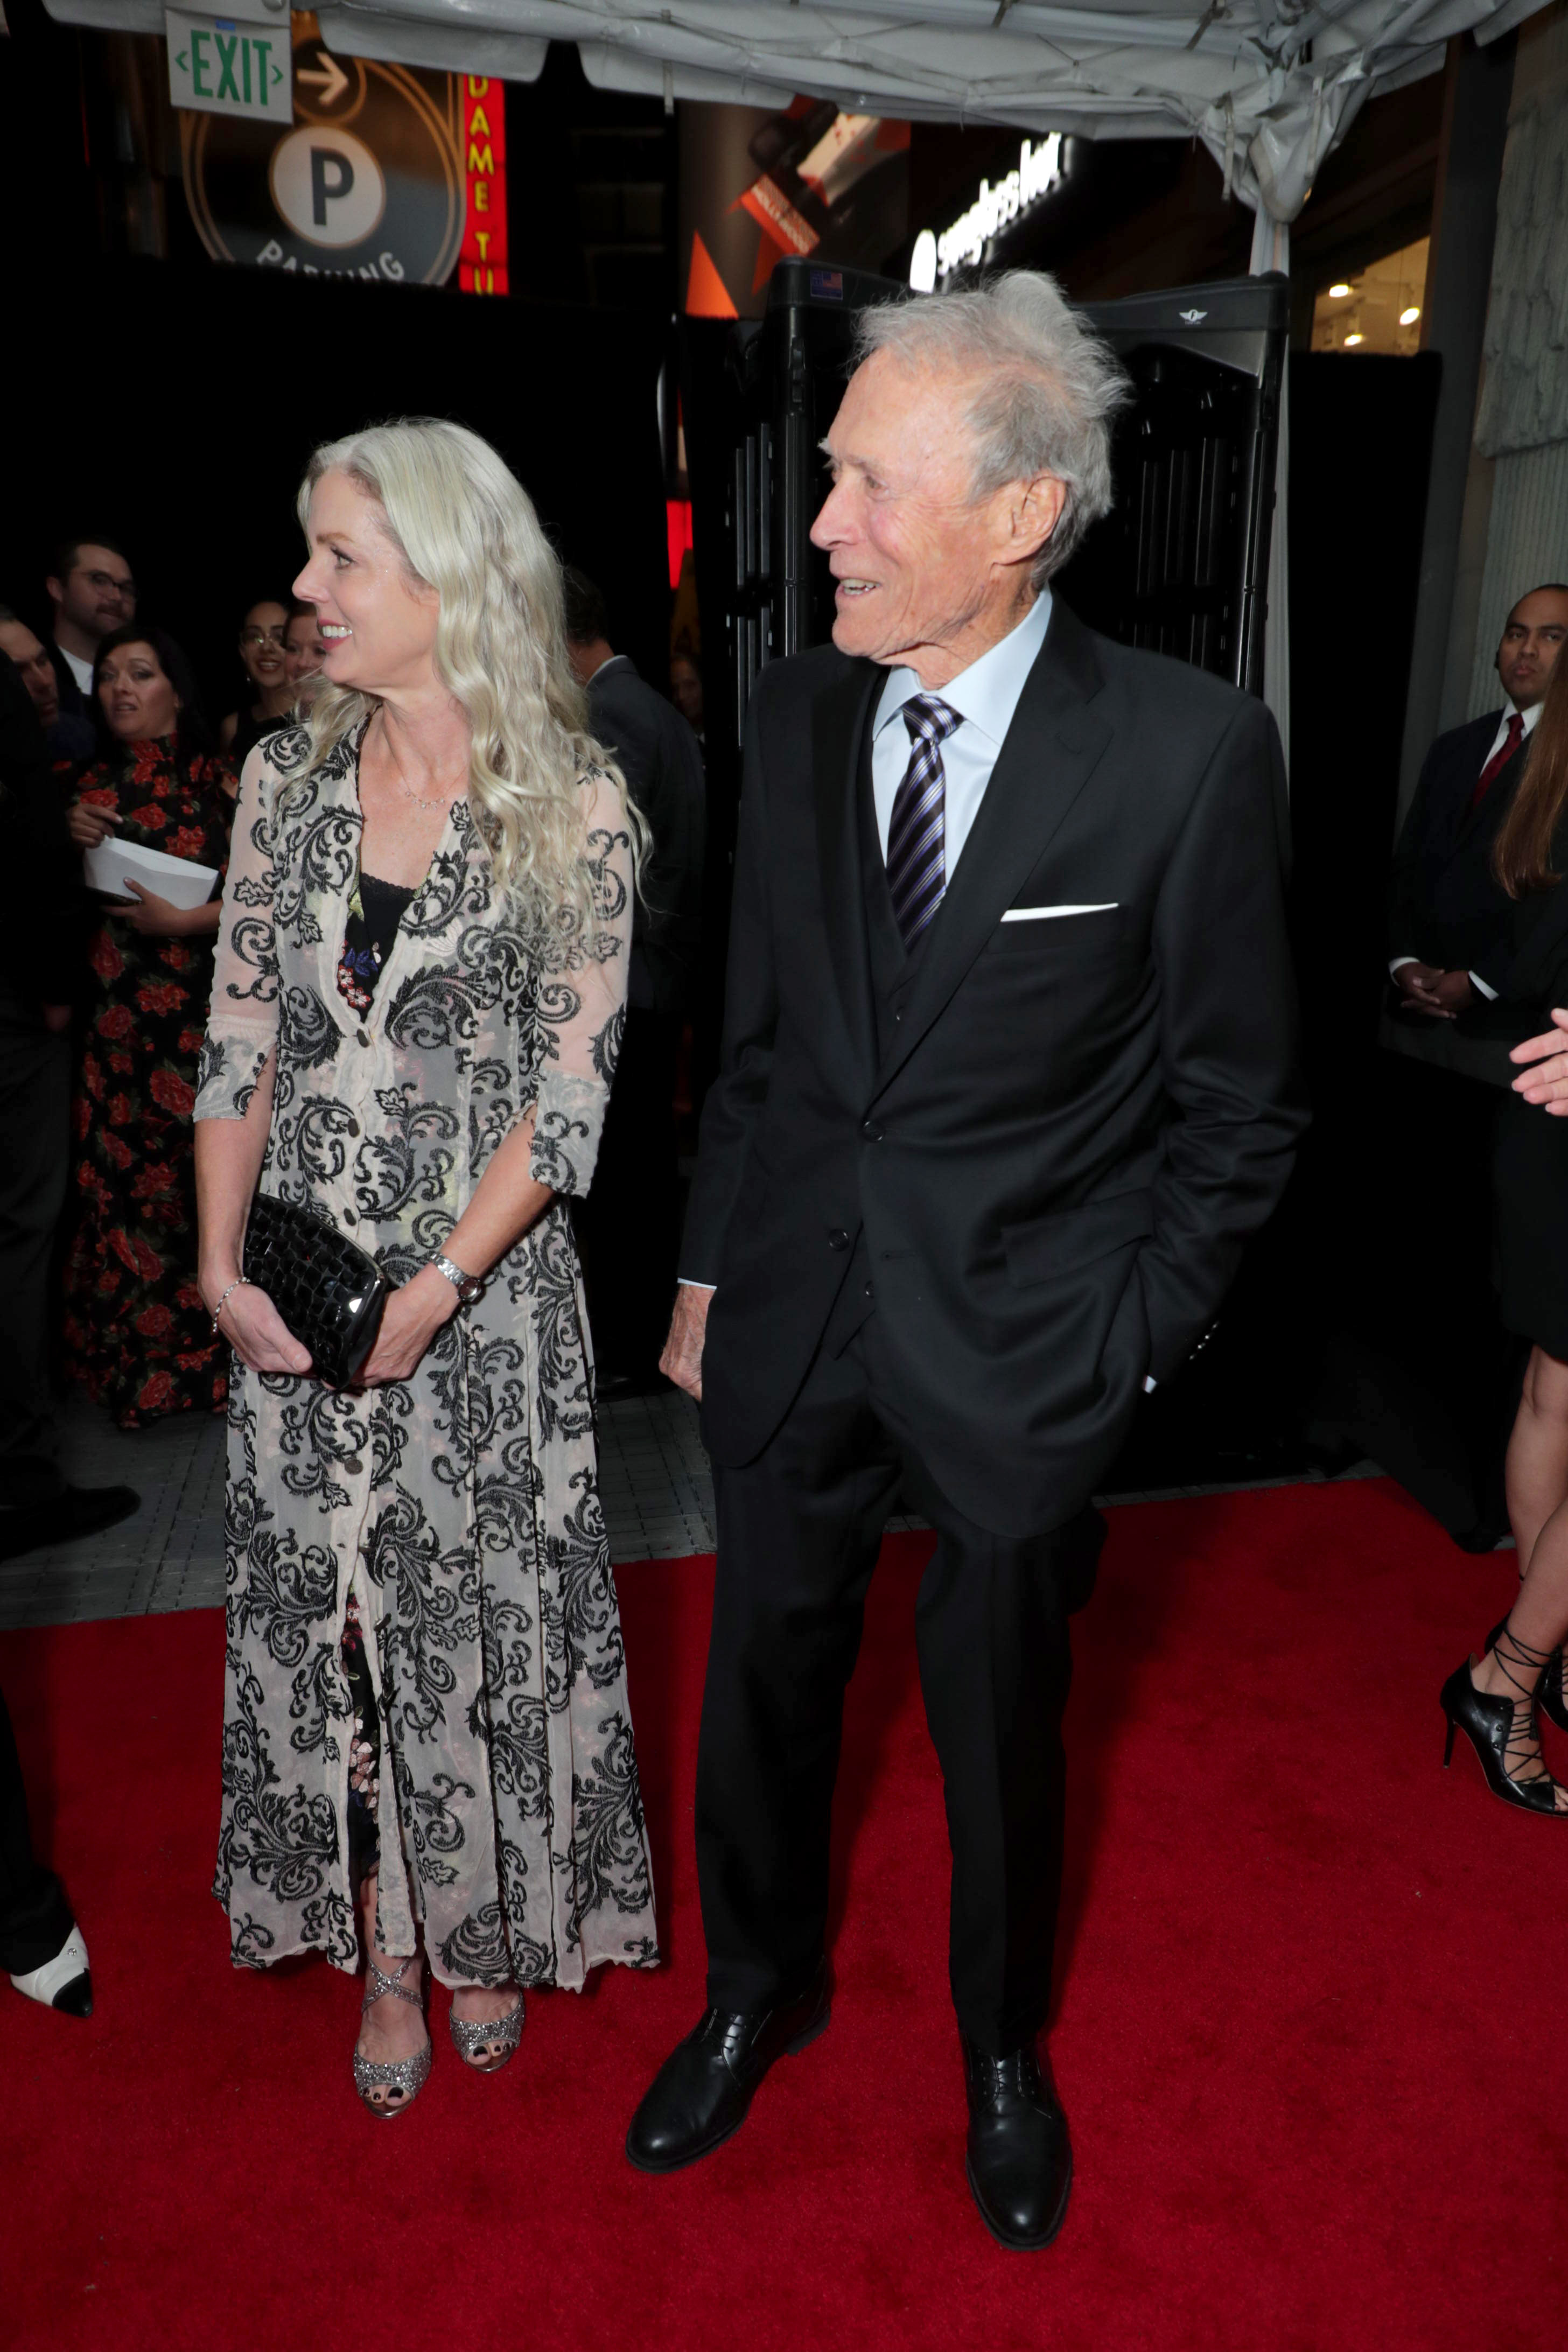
[336,870,416,1015]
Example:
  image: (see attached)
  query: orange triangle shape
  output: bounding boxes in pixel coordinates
[685,230,738,319]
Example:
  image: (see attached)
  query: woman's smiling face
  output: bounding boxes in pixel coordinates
[239,601,290,695]
[292,471,440,699]
[284,608,328,689]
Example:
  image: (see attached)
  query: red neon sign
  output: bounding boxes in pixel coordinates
[459,75,507,295]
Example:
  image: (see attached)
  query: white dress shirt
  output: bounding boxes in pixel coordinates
[59,645,94,695]
[1389,696,1541,1000]
[870,591,1052,871]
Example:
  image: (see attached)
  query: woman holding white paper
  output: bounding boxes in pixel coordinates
[61,625,237,1426]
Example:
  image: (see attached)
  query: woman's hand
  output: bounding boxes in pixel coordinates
[355,1265,460,1385]
[113,879,197,937]
[209,1277,313,1376]
[68,800,118,849]
[1511,1009,1568,1114]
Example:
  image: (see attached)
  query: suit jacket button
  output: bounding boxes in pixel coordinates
[828,1228,850,1251]
[863,1279,874,1300]
[860,1119,884,1143]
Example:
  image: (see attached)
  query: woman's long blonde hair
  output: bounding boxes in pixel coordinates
[1494,651,1568,898]
[291,417,641,938]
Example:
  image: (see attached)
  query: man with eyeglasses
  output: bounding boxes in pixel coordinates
[43,537,136,725]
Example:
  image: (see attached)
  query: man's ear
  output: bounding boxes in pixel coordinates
[45,577,64,609]
[1010,473,1068,568]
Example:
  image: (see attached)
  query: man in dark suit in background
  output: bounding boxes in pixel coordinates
[0,652,136,1557]
[625,274,1305,2245]
[1390,583,1568,1018]
[1355,585,1568,1549]
[564,571,706,1390]
[41,535,135,733]
[0,607,96,766]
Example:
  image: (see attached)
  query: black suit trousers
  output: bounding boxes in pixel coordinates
[0,1683,71,1974]
[696,1308,1102,2055]
[572,1007,682,1378]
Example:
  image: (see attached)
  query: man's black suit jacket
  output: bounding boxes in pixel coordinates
[586,655,705,1017]
[682,599,1306,1536]
[1389,710,1526,982]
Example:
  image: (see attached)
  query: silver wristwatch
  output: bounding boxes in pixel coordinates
[432,1251,483,1306]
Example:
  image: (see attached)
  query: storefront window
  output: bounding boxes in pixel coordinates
[1310,236,1429,355]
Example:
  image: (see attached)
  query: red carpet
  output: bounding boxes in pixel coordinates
[3,1478,1565,2349]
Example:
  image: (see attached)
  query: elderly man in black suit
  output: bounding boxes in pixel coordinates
[624,272,1305,2246]
[1390,584,1568,1018]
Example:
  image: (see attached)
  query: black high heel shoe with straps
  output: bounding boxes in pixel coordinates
[1486,1616,1568,1737]
[1440,1626,1568,1816]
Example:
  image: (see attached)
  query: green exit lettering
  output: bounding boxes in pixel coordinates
[176,24,282,114]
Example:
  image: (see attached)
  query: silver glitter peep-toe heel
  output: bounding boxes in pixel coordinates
[448,1989,524,2073]
[353,1956,432,2118]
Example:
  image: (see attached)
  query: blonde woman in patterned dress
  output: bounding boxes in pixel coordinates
[193,419,657,2118]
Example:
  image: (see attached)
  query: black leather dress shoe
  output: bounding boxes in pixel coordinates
[962,2034,1073,2250]
[0,1484,139,1563]
[626,1958,831,2173]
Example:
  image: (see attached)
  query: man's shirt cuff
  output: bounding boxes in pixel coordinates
[678,1278,716,1292]
[1469,971,1498,1001]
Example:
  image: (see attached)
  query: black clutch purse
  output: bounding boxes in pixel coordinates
[242,1193,391,1388]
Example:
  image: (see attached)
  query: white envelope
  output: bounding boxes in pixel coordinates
[83,835,220,912]
[999,902,1118,922]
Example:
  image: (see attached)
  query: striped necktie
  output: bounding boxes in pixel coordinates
[887,693,962,951]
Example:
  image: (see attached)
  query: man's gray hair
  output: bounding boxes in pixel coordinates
[853,271,1130,585]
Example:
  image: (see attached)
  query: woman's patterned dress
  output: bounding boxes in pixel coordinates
[63,738,235,1426]
[195,725,657,1987]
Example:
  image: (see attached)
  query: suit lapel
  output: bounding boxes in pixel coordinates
[812,659,881,1080]
[871,601,1112,1101]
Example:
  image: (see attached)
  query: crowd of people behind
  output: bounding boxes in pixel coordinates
[0,532,706,1537]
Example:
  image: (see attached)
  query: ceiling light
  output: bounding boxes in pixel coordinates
[1329,283,1352,298]
[1400,304,1420,325]
[1344,332,1364,346]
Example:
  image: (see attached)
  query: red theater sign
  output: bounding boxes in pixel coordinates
[459,76,507,295]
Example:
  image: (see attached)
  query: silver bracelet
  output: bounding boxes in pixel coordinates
[211,1276,251,1335]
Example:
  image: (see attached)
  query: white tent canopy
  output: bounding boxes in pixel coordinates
[51,0,1528,232]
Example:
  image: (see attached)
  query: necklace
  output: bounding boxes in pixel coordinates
[395,771,453,811]
[371,717,464,811]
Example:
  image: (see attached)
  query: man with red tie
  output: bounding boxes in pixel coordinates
[1390,584,1568,1017]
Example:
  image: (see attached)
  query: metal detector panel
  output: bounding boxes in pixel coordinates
[717,256,1285,741]
[1061,276,1287,699]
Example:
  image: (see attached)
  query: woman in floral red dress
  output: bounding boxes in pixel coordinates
[62,625,236,1426]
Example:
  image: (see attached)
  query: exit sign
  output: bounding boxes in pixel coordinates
[166,8,292,122]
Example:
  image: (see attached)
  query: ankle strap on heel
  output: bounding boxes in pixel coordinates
[1490,1621,1553,1700]
[363,1956,423,2012]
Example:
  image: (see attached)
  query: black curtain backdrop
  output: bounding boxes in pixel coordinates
[5,257,670,737]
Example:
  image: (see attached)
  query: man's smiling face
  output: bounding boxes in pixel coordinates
[810,348,1061,688]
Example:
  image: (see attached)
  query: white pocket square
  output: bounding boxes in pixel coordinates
[999,902,1118,923]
